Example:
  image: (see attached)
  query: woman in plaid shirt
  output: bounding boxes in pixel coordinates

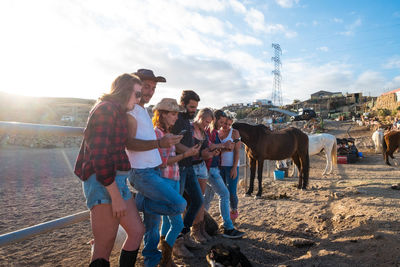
[152,98,200,266]
[74,74,145,267]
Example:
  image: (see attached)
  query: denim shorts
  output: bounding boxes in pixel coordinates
[193,161,208,179]
[83,171,133,209]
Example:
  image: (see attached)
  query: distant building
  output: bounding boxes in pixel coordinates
[61,115,75,122]
[346,93,363,104]
[381,88,400,98]
[375,88,400,110]
[254,99,272,106]
[231,103,244,107]
[311,90,343,99]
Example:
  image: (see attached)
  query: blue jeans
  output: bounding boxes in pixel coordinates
[220,166,239,211]
[192,161,208,179]
[82,171,132,210]
[160,179,184,247]
[129,168,187,216]
[179,166,203,230]
[142,211,161,267]
[129,168,187,267]
[204,167,234,230]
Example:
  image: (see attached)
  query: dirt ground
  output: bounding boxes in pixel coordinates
[1,121,400,266]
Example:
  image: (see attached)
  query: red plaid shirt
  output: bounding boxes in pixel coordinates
[74,100,131,186]
[154,127,180,181]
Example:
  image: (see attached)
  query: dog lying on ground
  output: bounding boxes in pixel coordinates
[206,243,252,267]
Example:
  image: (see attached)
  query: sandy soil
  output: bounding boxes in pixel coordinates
[1,121,400,266]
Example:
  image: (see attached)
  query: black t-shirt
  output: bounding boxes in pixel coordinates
[172,112,194,167]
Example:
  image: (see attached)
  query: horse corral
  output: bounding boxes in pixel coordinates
[1,120,400,266]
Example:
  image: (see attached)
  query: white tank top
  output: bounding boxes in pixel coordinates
[220,128,240,167]
[126,104,162,169]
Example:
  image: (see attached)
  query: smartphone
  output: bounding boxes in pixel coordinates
[178,129,187,135]
[233,138,241,143]
[209,146,220,152]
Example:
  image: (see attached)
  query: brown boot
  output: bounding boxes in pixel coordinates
[191,223,207,244]
[172,236,194,258]
[158,235,166,250]
[200,220,212,241]
[158,238,177,267]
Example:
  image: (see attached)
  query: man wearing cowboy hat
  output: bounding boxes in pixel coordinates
[126,69,186,267]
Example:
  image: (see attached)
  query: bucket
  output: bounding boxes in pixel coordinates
[358,151,363,158]
[278,167,288,177]
[274,170,285,180]
[337,155,347,164]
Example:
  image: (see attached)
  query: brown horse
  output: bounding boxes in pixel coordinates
[382,130,400,165]
[232,122,310,197]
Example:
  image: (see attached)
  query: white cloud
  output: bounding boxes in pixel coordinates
[339,18,362,36]
[229,0,247,14]
[333,17,343,23]
[245,8,266,31]
[244,8,297,38]
[383,56,400,69]
[174,0,227,12]
[228,34,263,46]
[384,76,400,92]
[339,31,353,36]
[279,60,398,103]
[318,46,329,52]
[353,71,385,91]
[352,18,362,28]
[282,60,354,101]
[295,22,307,27]
[275,0,299,8]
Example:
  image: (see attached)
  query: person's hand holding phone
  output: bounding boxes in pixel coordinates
[222,140,234,151]
[159,133,182,148]
[184,143,200,157]
[177,129,187,136]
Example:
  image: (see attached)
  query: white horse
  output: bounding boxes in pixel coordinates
[372,129,384,153]
[290,133,337,176]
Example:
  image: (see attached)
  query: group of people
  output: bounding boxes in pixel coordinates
[74,69,244,267]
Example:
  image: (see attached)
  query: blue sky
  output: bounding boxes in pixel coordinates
[0,0,399,108]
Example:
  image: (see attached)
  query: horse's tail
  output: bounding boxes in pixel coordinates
[332,139,337,165]
[382,134,387,160]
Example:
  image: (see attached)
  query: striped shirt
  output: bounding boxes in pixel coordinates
[154,127,180,181]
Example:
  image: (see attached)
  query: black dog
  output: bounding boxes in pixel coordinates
[206,243,252,267]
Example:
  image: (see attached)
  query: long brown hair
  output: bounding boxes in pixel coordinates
[98,73,142,108]
[152,109,170,132]
[211,109,227,131]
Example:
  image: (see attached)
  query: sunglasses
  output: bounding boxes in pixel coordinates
[134,90,142,98]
